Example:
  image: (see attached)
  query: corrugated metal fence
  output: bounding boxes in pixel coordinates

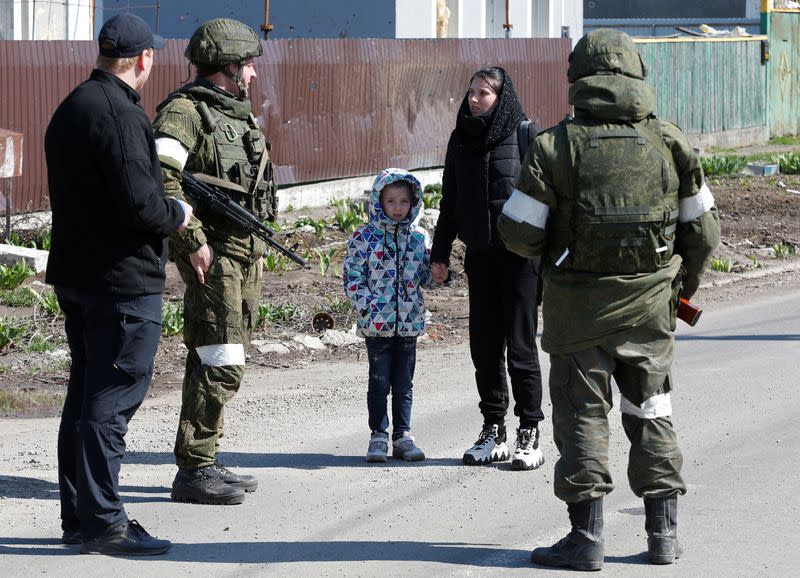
[0,38,572,214]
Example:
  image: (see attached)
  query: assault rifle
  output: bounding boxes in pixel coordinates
[180,171,309,269]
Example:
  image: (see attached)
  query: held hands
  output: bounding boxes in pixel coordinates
[175,199,193,231]
[431,262,449,285]
[190,244,214,285]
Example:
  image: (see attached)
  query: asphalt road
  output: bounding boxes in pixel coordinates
[1,284,798,576]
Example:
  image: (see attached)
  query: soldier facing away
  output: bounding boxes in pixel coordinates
[497,30,720,570]
[153,18,277,505]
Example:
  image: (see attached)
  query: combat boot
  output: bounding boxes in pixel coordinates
[531,498,604,571]
[213,462,258,492]
[644,495,682,564]
[171,466,245,505]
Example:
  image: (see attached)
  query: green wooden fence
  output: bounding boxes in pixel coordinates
[634,37,768,139]
[763,9,800,137]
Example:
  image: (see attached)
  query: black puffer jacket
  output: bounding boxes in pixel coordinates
[431,68,530,263]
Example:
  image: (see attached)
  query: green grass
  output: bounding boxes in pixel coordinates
[334,204,367,233]
[0,287,37,307]
[257,302,303,327]
[701,156,748,177]
[423,183,442,210]
[32,290,60,317]
[294,216,328,237]
[315,247,339,276]
[7,229,52,251]
[25,334,57,353]
[262,252,291,273]
[0,262,34,290]
[773,242,797,260]
[0,318,25,349]
[161,302,184,337]
[710,258,733,273]
[769,135,800,146]
[0,387,65,416]
[771,152,800,175]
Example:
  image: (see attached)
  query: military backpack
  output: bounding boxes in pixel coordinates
[547,117,680,274]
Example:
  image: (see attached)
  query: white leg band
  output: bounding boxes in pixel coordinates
[620,393,672,419]
[196,344,245,367]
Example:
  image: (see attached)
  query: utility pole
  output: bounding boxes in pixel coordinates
[261,0,274,39]
[503,0,513,38]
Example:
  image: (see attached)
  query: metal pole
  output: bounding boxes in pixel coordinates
[4,179,11,243]
[261,0,274,39]
[503,0,513,38]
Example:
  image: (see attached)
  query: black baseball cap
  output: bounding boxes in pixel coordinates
[98,13,165,58]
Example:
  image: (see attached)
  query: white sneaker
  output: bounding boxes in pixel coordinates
[511,426,545,471]
[462,424,509,465]
[366,432,389,462]
[392,432,425,461]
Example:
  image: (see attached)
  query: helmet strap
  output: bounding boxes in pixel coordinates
[222,63,248,100]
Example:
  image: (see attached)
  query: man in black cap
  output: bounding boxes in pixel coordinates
[45,13,191,556]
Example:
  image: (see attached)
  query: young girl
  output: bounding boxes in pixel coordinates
[343,168,431,462]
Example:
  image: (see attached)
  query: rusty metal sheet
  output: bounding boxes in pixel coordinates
[0,38,572,213]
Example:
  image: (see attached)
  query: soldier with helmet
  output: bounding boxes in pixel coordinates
[153,18,276,505]
[497,30,720,570]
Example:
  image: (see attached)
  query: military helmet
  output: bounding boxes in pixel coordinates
[185,18,263,68]
[567,29,646,84]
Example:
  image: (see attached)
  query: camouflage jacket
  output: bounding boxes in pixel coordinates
[497,74,720,354]
[153,80,273,264]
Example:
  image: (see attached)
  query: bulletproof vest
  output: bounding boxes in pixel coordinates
[547,117,680,274]
[179,85,278,222]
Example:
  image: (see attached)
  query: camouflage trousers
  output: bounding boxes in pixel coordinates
[548,306,686,503]
[174,252,261,470]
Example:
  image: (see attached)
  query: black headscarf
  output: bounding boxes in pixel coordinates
[454,67,526,154]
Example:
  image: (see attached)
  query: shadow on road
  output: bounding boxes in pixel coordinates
[0,475,171,503]
[677,334,800,341]
[0,537,530,567]
[124,451,465,469]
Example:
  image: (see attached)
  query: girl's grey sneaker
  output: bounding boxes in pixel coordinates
[511,426,545,471]
[463,423,509,465]
[366,431,389,462]
[392,432,425,461]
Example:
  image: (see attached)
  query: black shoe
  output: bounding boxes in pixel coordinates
[171,466,245,505]
[80,520,170,556]
[61,529,82,545]
[213,462,258,492]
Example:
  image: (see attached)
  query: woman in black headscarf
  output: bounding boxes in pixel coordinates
[431,66,545,471]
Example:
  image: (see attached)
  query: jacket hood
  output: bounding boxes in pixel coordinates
[568,29,646,83]
[455,67,526,153]
[567,29,655,122]
[369,168,424,227]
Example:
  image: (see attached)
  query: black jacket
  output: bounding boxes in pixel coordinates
[45,69,182,296]
[431,69,529,263]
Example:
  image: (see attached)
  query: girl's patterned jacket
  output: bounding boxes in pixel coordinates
[343,168,432,338]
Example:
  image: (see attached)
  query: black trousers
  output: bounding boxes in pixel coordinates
[464,247,544,428]
[56,287,161,538]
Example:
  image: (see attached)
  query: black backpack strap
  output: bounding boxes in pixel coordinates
[517,118,539,162]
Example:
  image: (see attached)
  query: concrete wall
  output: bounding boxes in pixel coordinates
[0,0,92,40]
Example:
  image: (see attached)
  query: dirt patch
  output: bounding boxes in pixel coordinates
[2,173,800,415]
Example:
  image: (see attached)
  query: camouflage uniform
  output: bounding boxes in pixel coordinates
[497,30,720,568]
[153,19,275,474]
